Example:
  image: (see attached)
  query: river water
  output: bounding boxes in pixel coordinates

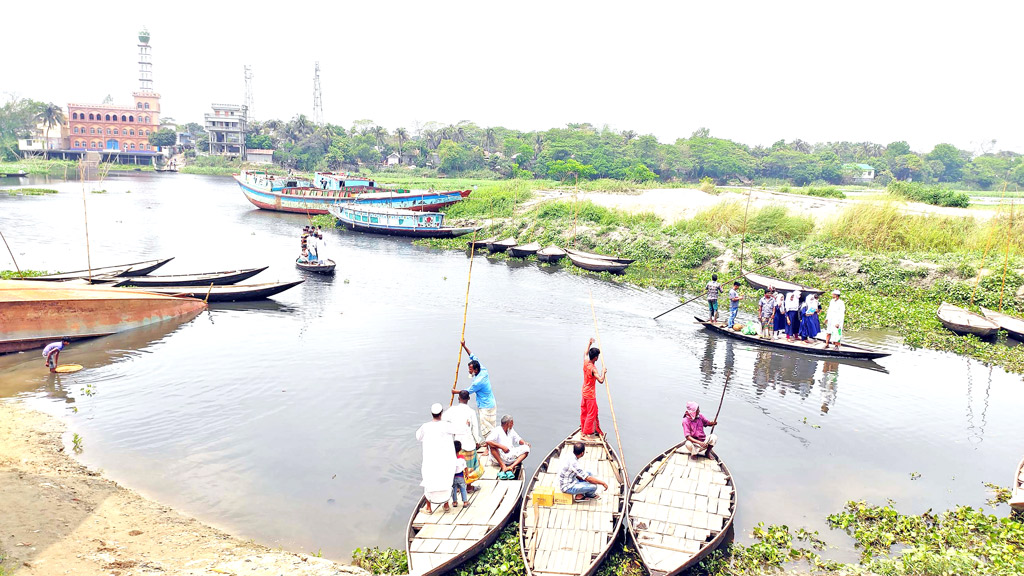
[2,173,1022,563]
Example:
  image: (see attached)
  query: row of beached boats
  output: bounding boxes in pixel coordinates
[467,237,635,274]
[407,429,734,576]
[936,301,1024,340]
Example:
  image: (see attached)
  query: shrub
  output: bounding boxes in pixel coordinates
[806,186,846,199]
[887,180,970,207]
[699,177,717,195]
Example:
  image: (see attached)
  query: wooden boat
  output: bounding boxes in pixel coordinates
[22,257,174,281]
[568,253,628,275]
[536,246,567,263]
[937,302,998,338]
[743,272,822,296]
[565,248,635,265]
[296,258,336,275]
[980,307,1024,340]
[694,317,891,360]
[520,429,627,576]
[329,204,478,238]
[406,452,524,575]
[1010,456,1024,512]
[628,444,736,576]
[508,242,542,258]
[109,266,268,287]
[0,279,205,354]
[487,238,518,253]
[236,170,470,214]
[468,236,496,250]
[119,280,304,302]
[0,170,29,178]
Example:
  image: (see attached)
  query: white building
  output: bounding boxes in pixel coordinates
[246,149,274,165]
[205,103,247,157]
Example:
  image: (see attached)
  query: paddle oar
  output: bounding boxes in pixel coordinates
[588,288,626,478]
[450,230,478,406]
[0,228,23,278]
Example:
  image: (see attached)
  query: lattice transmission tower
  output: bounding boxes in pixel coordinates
[313,61,323,125]
[244,65,254,120]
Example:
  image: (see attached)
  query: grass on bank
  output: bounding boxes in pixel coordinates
[0,159,153,176]
[4,187,58,195]
[1,270,49,280]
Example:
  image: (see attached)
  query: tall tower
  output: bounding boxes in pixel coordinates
[244,65,254,121]
[138,27,153,93]
[313,61,323,126]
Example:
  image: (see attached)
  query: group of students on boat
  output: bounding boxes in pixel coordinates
[298,225,325,263]
[705,274,847,348]
[415,337,721,510]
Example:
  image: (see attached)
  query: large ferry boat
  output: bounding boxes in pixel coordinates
[234,170,470,214]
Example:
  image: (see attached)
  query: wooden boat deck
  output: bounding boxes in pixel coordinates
[408,458,523,575]
[937,302,998,337]
[628,445,735,576]
[695,317,890,360]
[521,430,626,576]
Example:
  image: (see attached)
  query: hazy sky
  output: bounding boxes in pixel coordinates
[5,0,1022,154]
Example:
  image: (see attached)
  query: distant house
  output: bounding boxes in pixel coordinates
[843,163,875,182]
[246,149,274,165]
[385,152,401,166]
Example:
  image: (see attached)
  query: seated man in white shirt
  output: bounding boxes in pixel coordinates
[485,414,530,479]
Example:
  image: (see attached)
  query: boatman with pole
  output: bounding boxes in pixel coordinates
[823,289,845,349]
[42,338,70,373]
[581,337,607,438]
[682,401,718,460]
[454,340,497,439]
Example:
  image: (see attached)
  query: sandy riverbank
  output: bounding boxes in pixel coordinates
[0,401,371,576]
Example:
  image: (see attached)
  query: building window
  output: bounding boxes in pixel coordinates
[137,102,142,109]
[120,115,125,122]
[72,112,78,120]
[89,127,94,134]
[129,129,134,136]
[146,144,151,150]
[144,103,150,109]
[114,129,119,135]
[129,115,134,122]
[130,143,136,149]
[107,128,111,134]
[105,114,110,121]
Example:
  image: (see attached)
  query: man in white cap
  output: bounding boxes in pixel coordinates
[415,403,456,512]
[823,289,846,348]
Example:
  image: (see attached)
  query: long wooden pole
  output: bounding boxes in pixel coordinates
[739,188,753,272]
[0,229,23,278]
[971,181,1007,306]
[81,165,93,280]
[999,200,1014,311]
[707,370,730,438]
[588,289,625,467]
[451,230,478,405]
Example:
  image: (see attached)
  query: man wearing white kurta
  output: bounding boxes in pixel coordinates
[444,391,480,450]
[485,415,530,477]
[416,403,456,512]
[824,289,846,348]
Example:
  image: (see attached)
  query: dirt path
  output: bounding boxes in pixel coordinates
[0,401,370,576]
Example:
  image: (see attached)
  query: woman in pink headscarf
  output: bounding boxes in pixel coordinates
[681,401,717,460]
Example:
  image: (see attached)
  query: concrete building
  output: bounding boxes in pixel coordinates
[205,104,247,157]
[246,149,274,164]
[843,163,875,183]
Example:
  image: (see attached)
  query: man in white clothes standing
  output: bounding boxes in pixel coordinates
[823,289,846,349]
[416,403,456,512]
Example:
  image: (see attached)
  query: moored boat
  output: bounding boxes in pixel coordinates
[406,452,524,575]
[508,242,542,258]
[568,253,628,275]
[628,444,736,576]
[296,258,336,275]
[565,248,635,265]
[1011,456,1024,511]
[520,429,627,576]
[109,266,268,287]
[329,204,478,238]
[694,317,890,360]
[0,280,205,354]
[0,170,29,178]
[937,302,999,338]
[536,246,567,263]
[20,257,174,281]
[487,238,518,253]
[980,307,1024,340]
[119,280,304,302]
[743,272,823,297]
[468,236,497,251]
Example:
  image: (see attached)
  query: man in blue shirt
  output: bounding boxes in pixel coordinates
[453,340,498,439]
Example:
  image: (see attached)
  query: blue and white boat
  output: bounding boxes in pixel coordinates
[328,204,478,238]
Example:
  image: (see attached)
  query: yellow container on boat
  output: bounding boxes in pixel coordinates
[553,491,574,506]
[533,486,555,507]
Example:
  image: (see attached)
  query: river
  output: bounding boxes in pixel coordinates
[1,172,1022,563]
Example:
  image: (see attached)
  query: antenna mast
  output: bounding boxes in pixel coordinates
[313,61,323,125]
[244,65,254,121]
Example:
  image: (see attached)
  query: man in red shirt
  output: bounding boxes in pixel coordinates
[581,338,607,438]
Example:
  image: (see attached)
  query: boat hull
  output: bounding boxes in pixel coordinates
[568,254,628,274]
[0,280,206,354]
[694,317,890,360]
[235,175,469,214]
[24,258,174,281]
[121,281,304,302]
[112,267,268,287]
[508,243,542,258]
[296,259,336,275]
[937,303,999,338]
[339,219,477,238]
[743,272,823,297]
[565,248,635,265]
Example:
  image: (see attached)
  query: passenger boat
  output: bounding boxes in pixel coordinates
[980,307,1024,340]
[296,258,336,275]
[694,317,890,360]
[628,444,736,576]
[508,242,542,258]
[0,279,205,354]
[21,257,174,281]
[565,248,635,265]
[329,204,478,238]
[487,238,518,253]
[520,429,627,576]
[234,170,470,214]
[1011,456,1024,512]
[568,253,628,275]
[937,302,999,338]
[109,267,268,287]
[406,452,524,575]
[536,246,567,263]
[119,281,304,302]
[743,272,822,297]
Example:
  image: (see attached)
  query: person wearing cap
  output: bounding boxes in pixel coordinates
[681,401,717,460]
[485,414,530,478]
[727,281,742,329]
[823,289,846,348]
[758,288,775,339]
[453,340,497,439]
[416,403,457,513]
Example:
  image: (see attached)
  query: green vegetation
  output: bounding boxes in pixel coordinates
[351,545,408,574]
[0,269,48,279]
[887,180,970,207]
[4,187,57,195]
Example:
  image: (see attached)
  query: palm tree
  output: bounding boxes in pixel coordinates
[533,133,544,159]
[423,129,440,150]
[454,126,466,143]
[484,128,496,152]
[35,103,65,160]
[622,130,637,145]
[372,126,388,150]
[394,127,408,162]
